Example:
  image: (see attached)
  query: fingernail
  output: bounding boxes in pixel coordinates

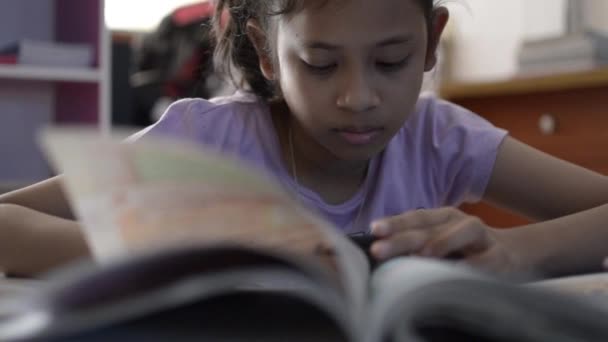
[371,241,390,259]
[371,221,389,236]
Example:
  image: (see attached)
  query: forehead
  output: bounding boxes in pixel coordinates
[279,0,427,45]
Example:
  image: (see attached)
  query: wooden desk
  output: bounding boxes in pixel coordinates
[441,68,608,227]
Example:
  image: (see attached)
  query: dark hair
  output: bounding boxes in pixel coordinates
[212,0,437,100]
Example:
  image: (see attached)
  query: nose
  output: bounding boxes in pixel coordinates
[336,69,380,113]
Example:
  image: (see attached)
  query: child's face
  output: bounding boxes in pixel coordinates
[265,0,443,162]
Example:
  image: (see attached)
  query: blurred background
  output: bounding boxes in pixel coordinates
[0,0,607,227]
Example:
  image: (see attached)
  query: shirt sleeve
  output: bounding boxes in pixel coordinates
[125,98,211,144]
[420,96,508,206]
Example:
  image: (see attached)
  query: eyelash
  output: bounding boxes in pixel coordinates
[376,58,410,71]
[302,57,410,75]
[303,62,337,75]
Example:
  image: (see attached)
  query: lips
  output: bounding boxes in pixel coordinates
[333,126,384,146]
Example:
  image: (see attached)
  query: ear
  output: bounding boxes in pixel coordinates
[246,20,275,81]
[424,7,449,72]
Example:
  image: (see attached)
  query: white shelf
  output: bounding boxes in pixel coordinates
[0,0,110,183]
[0,64,101,83]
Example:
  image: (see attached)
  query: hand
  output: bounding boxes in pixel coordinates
[370,207,529,277]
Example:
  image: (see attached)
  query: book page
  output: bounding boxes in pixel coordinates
[364,257,484,341]
[364,258,608,342]
[40,128,369,319]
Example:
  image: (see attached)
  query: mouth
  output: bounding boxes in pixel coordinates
[332,126,384,146]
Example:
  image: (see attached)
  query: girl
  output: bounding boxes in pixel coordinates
[1,0,608,278]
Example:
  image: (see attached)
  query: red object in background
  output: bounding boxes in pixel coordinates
[172,2,216,26]
[171,1,228,29]
[131,1,225,126]
[164,1,219,99]
[0,55,17,64]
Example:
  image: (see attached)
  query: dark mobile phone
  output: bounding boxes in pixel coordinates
[348,233,376,250]
[348,233,378,268]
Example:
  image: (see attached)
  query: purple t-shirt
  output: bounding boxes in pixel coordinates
[131,91,508,234]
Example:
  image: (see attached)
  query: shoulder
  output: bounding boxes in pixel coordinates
[406,95,500,139]
[386,95,508,206]
[127,91,268,146]
[399,95,509,156]
[404,94,508,161]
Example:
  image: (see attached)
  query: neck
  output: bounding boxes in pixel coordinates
[270,101,369,199]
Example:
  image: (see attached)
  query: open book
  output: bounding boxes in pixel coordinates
[1,129,608,341]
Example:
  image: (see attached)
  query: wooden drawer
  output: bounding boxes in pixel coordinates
[452,86,608,227]
[457,86,607,137]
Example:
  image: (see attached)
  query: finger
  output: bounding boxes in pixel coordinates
[371,207,456,237]
[371,230,429,260]
[420,218,489,258]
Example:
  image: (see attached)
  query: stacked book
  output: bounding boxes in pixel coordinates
[518,31,608,76]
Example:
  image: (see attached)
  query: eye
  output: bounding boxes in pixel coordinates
[376,57,410,72]
[301,60,337,75]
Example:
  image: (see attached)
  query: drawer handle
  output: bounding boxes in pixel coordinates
[538,114,557,135]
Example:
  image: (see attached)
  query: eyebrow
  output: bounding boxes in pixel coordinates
[302,35,413,50]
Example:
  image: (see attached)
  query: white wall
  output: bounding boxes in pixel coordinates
[446,0,608,83]
[105,0,204,32]
[522,0,567,40]
[446,0,568,82]
[447,0,524,82]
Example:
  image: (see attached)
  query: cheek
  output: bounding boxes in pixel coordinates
[278,60,315,92]
[382,68,426,128]
[279,67,309,96]
[386,73,424,106]
[385,59,426,101]
[278,59,331,110]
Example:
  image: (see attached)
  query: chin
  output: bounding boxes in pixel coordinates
[331,144,385,163]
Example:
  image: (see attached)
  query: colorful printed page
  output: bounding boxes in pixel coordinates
[40,129,343,270]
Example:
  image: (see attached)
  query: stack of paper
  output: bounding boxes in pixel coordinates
[0,39,94,68]
[518,32,608,75]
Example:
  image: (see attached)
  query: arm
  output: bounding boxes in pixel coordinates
[0,177,90,276]
[0,176,75,219]
[371,137,608,278]
[0,204,90,276]
[483,137,608,277]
